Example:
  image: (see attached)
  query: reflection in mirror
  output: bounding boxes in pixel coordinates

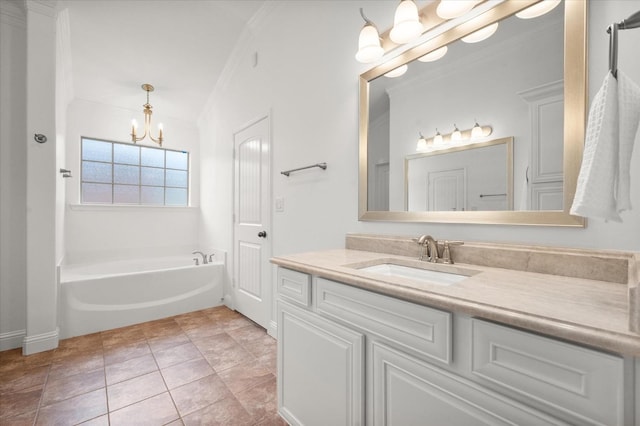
[359,0,586,226]
[405,137,513,212]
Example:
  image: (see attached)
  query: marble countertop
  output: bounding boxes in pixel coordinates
[271,249,640,357]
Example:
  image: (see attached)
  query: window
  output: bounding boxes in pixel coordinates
[81,137,189,206]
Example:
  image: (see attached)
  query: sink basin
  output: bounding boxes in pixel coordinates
[357,263,471,286]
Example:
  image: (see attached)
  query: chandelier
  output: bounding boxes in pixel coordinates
[130,83,163,146]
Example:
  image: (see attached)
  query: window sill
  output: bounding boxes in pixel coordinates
[68,204,199,212]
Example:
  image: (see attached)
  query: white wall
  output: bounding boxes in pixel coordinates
[0,1,27,350]
[63,99,202,263]
[199,0,640,277]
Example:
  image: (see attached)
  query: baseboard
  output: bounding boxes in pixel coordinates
[268,319,277,339]
[22,327,59,355]
[0,329,26,351]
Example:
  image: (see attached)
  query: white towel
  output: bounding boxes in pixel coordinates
[570,71,640,221]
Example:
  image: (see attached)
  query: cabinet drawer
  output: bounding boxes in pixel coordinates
[471,319,625,426]
[316,277,451,364]
[277,268,311,307]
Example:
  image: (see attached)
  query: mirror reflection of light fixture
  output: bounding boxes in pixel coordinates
[355,8,384,63]
[417,46,448,62]
[471,120,484,139]
[451,124,462,141]
[390,0,423,44]
[433,128,443,145]
[516,0,561,19]
[384,64,408,78]
[416,132,429,152]
[461,22,499,43]
[130,84,164,146]
[436,0,478,20]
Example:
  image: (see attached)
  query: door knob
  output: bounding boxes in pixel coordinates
[258,231,267,238]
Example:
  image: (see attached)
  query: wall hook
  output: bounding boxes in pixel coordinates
[59,168,72,178]
[34,134,47,144]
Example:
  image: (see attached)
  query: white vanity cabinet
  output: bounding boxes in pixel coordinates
[276,267,630,426]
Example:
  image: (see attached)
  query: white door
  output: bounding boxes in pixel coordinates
[428,168,466,211]
[233,116,271,328]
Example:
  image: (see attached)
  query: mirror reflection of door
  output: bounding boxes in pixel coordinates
[428,169,466,211]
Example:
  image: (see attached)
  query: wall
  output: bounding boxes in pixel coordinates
[199,0,640,283]
[0,0,27,350]
[63,99,202,264]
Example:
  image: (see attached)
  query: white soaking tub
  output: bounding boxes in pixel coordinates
[58,256,224,338]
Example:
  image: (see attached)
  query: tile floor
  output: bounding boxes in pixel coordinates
[0,306,286,425]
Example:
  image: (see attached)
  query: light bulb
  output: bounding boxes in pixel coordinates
[471,122,483,140]
[434,129,443,145]
[416,133,428,152]
[158,123,164,131]
[452,124,462,141]
[390,0,423,44]
[131,119,138,130]
[384,64,408,78]
[417,46,448,62]
[355,24,384,63]
[461,22,498,43]
[516,0,561,19]
[436,0,478,20]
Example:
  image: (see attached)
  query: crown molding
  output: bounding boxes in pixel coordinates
[25,0,57,17]
[0,0,26,27]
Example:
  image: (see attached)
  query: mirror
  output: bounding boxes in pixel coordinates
[405,137,513,212]
[359,0,586,226]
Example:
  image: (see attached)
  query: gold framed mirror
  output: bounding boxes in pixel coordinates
[358,0,586,226]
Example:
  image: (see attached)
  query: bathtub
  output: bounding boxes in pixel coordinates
[58,256,224,339]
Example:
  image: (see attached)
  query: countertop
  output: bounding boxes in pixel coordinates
[271,249,640,357]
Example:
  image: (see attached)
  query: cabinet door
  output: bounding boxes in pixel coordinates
[370,341,566,426]
[277,300,364,426]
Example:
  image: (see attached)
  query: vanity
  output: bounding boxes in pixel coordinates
[272,234,640,426]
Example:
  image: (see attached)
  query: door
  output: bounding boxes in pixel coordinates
[233,116,271,328]
[428,168,466,211]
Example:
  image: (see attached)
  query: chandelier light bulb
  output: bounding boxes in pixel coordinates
[390,0,423,44]
[461,22,499,43]
[516,0,561,19]
[436,0,478,20]
[417,46,448,62]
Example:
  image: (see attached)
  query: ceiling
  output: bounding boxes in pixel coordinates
[57,0,266,123]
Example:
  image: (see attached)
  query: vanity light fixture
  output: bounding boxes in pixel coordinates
[416,123,493,149]
[130,84,164,146]
[417,46,448,62]
[461,22,499,43]
[516,0,561,19]
[384,64,408,78]
[389,0,423,44]
[355,8,384,63]
[436,0,478,20]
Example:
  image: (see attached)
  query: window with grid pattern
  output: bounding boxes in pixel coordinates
[81,137,189,206]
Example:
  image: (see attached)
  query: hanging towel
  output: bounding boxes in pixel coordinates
[570,72,620,221]
[615,71,640,212]
[571,70,640,221]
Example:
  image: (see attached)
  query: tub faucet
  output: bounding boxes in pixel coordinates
[416,235,439,263]
[192,251,208,264]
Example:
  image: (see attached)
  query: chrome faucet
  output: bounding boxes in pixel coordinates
[417,235,439,263]
[192,251,208,265]
[416,236,464,264]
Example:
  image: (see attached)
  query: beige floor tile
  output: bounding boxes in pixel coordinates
[109,392,179,426]
[147,332,191,354]
[105,353,158,385]
[217,360,274,395]
[103,340,151,366]
[235,376,278,423]
[227,324,270,346]
[41,368,105,406]
[0,364,49,394]
[153,342,202,369]
[161,357,214,390]
[170,374,232,417]
[0,385,43,420]
[35,388,107,426]
[107,370,166,411]
[181,395,253,426]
